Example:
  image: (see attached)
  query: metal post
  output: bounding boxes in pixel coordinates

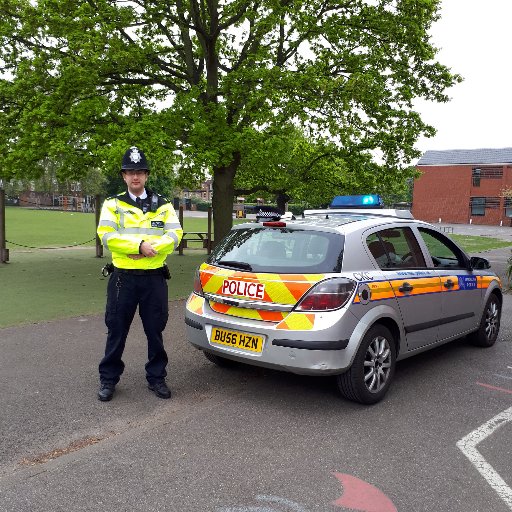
[207,206,213,254]
[95,195,103,258]
[0,189,9,263]
[178,205,184,255]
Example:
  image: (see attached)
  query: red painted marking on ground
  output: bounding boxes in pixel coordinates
[476,382,512,395]
[332,473,397,512]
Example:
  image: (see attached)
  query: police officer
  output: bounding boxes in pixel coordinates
[96,147,183,401]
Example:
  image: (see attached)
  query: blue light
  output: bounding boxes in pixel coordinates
[330,195,382,208]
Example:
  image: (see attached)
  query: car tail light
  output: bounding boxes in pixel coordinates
[193,267,204,296]
[262,221,286,227]
[296,278,355,311]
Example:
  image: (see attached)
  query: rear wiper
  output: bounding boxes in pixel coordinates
[218,260,253,271]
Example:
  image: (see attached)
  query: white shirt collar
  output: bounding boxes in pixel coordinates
[128,189,148,202]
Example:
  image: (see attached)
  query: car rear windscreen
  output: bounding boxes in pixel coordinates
[208,227,344,273]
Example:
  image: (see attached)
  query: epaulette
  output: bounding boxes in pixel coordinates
[146,189,169,204]
[156,194,170,207]
[106,192,125,200]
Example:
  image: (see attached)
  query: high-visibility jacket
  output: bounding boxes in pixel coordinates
[97,190,183,270]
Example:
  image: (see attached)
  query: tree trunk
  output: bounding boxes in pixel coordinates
[276,191,290,214]
[212,154,240,245]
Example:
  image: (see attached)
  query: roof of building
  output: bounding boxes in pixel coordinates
[417,147,512,166]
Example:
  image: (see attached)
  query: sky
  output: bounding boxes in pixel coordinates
[414,0,512,154]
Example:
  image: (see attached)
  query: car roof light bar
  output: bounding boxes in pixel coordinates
[330,194,383,209]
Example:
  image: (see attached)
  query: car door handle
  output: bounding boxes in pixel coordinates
[398,282,413,293]
[443,279,455,289]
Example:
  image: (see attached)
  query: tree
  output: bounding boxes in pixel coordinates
[2,157,107,197]
[0,0,460,242]
[233,124,419,211]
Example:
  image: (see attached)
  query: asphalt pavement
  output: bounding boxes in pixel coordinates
[0,222,511,511]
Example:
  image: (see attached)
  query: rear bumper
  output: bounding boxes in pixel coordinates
[184,300,359,376]
[184,317,349,351]
[272,338,349,350]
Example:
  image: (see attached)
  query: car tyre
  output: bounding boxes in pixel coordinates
[203,350,238,368]
[467,294,501,348]
[336,324,396,405]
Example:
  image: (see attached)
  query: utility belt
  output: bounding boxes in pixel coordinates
[102,263,170,279]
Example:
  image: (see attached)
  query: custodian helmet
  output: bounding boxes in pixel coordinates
[121,146,150,172]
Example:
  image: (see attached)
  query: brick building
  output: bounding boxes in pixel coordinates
[181,180,213,202]
[413,148,512,225]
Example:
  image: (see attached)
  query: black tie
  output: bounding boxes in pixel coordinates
[136,197,142,209]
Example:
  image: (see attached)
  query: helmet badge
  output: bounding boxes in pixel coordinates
[129,147,142,163]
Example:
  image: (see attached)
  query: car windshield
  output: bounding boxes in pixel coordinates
[208,227,344,273]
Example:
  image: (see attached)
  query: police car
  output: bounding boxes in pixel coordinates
[185,195,502,404]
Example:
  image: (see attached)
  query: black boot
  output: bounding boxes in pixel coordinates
[148,381,171,399]
[98,383,115,401]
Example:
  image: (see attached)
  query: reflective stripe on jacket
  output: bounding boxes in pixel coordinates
[97,192,183,269]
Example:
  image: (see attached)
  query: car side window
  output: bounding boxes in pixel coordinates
[417,228,466,269]
[366,227,426,269]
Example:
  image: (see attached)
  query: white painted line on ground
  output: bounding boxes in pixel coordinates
[456,406,512,510]
[256,496,309,511]
[216,495,309,512]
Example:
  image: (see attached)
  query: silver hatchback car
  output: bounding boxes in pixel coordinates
[185,196,502,404]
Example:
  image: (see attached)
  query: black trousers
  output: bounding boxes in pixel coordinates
[99,271,169,386]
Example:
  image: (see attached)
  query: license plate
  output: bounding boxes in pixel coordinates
[210,327,264,353]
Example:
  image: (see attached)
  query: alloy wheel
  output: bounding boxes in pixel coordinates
[484,300,499,341]
[364,336,392,393]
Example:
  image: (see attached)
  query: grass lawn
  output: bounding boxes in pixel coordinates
[1,207,511,327]
[1,207,214,327]
[5,207,213,249]
[0,249,207,328]
[450,234,512,253]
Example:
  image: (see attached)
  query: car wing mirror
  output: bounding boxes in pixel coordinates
[470,256,490,270]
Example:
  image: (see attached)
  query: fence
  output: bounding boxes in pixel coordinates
[0,194,213,263]
[0,193,103,263]
[17,193,97,212]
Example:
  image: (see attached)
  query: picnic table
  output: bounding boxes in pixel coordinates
[178,231,212,255]
[177,205,213,255]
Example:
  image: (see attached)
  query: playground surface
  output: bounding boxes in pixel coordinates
[0,221,511,511]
